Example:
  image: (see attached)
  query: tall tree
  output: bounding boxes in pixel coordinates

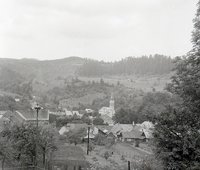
[154,2,200,169]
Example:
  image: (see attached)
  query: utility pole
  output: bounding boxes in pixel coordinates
[128,161,130,170]
[87,126,90,155]
[34,103,41,168]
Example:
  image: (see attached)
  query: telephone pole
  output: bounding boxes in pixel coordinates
[34,103,41,168]
[87,126,90,155]
[128,161,130,170]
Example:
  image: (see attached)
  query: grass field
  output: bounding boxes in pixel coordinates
[80,142,162,170]
[79,73,172,92]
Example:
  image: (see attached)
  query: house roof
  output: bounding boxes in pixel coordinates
[122,128,145,140]
[95,125,113,134]
[66,123,88,133]
[143,129,153,139]
[110,123,133,135]
[16,109,49,121]
[59,126,69,135]
[59,123,88,135]
[0,111,8,115]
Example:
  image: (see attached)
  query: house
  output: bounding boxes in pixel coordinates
[63,109,83,118]
[59,123,88,136]
[2,109,50,125]
[143,129,154,141]
[110,123,134,138]
[48,110,66,116]
[135,121,154,141]
[95,125,113,135]
[141,121,154,129]
[122,127,146,143]
[64,109,73,117]
[72,111,83,118]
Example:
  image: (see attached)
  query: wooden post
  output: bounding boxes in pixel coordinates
[87,126,90,155]
[128,161,130,170]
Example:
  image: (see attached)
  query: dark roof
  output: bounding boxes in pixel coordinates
[122,127,145,140]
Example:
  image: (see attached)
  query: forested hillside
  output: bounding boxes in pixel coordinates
[0,55,173,96]
[77,54,173,76]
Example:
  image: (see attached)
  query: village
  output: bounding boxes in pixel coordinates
[0,95,155,170]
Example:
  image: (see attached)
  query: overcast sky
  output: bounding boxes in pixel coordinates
[0,0,198,61]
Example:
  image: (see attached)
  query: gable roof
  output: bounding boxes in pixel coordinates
[95,125,113,134]
[59,126,69,135]
[0,111,8,115]
[110,123,133,135]
[66,123,88,132]
[16,109,49,121]
[143,129,153,139]
[122,128,145,140]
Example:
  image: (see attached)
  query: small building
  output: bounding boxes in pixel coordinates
[59,123,88,136]
[122,128,146,143]
[95,125,113,135]
[110,123,134,138]
[6,109,49,125]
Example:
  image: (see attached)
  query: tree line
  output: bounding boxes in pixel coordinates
[77,54,174,76]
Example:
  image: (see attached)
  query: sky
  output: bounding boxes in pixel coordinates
[0,0,198,61]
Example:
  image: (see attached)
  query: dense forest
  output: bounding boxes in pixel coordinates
[77,54,174,76]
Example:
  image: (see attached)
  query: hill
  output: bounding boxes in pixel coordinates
[0,55,173,97]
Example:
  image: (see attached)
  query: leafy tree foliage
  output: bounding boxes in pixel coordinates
[113,108,139,124]
[65,128,86,145]
[138,92,177,122]
[0,135,15,170]
[0,96,31,111]
[93,117,104,125]
[154,2,200,169]
[0,123,57,167]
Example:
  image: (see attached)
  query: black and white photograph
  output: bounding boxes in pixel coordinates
[0,0,199,169]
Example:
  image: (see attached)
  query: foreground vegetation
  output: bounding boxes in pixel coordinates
[153,1,200,169]
[0,123,57,169]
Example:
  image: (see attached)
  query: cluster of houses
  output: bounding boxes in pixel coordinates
[0,95,154,146]
[59,121,154,144]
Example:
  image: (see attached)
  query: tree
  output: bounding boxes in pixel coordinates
[93,117,104,125]
[65,128,86,145]
[154,2,200,169]
[0,123,57,167]
[38,125,57,166]
[94,133,106,146]
[0,132,15,170]
[113,108,139,124]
